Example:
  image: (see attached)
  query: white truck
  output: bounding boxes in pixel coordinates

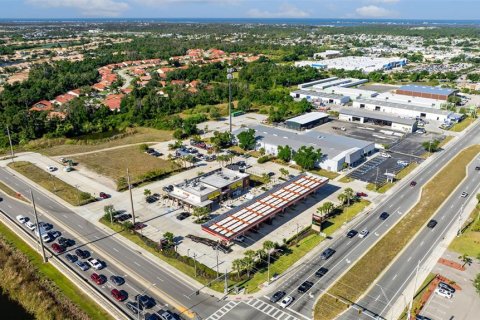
[87,258,103,270]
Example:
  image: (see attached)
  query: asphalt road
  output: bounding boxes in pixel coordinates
[0,168,224,320]
[250,121,480,319]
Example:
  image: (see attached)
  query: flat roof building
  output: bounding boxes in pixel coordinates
[290,90,350,105]
[167,168,250,210]
[323,86,379,100]
[396,85,458,101]
[285,112,330,130]
[375,92,445,109]
[202,174,328,241]
[339,108,417,133]
[295,56,407,73]
[234,125,375,172]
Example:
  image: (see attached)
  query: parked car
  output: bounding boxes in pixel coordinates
[358,229,369,238]
[75,248,89,259]
[41,233,52,242]
[47,165,57,172]
[99,192,110,199]
[25,221,36,231]
[87,258,104,270]
[379,212,389,220]
[234,235,245,243]
[415,315,432,320]
[134,222,147,230]
[65,254,77,263]
[279,296,294,308]
[320,248,336,260]
[270,291,286,303]
[75,260,89,271]
[315,267,328,278]
[410,181,417,187]
[16,215,28,224]
[38,221,53,231]
[126,301,142,315]
[346,230,358,238]
[111,289,128,302]
[158,310,174,320]
[427,219,438,228]
[109,275,125,286]
[58,237,75,247]
[51,243,65,253]
[356,192,368,197]
[176,212,191,220]
[434,287,453,299]
[379,153,391,158]
[438,282,455,293]
[90,273,107,285]
[135,294,155,309]
[49,230,61,239]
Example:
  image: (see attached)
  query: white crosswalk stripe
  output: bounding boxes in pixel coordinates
[205,301,240,320]
[246,299,300,320]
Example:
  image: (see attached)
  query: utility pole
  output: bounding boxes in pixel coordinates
[267,250,271,285]
[31,190,47,263]
[457,204,465,237]
[127,168,136,226]
[224,267,228,294]
[193,252,197,278]
[6,125,15,163]
[216,246,219,278]
[375,167,379,190]
[227,68,234,133]
[407,261,420,320]
[296,223,300,246]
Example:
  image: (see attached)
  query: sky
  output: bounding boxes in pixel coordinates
[1,0,480,20]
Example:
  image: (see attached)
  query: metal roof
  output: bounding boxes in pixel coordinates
[339,108,417,126]
[292,89,346,100]
[202,174,328,240]
[356,98,452,115]
[285,112,329,125]
[398,85,457,96]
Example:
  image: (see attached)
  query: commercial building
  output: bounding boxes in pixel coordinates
[202,174,328,241]
[234,125,375,172]
[396,85,458,101]
[290,90,350,105]
[167,168,250,211]
[313,50,341,60]
[375,92,445,109]
[339,108,418,133]
[353,98,461,122]
[285,112,330,130]
[295,56,407,73]
[323,86,378,100]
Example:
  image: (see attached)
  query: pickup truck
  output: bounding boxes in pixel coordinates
[87,258,104,270]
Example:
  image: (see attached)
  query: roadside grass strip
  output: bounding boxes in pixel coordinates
[0,181,28,202]
[366,162,418,194]
[450,117,475,133]
[448,204,480,257]
[8,161,95,206]
[314,144,480,320]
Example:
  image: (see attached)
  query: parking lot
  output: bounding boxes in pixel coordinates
[389,132,446,157]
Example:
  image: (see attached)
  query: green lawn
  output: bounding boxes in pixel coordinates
[0,181,28,202]
[322,200,371,236]
[449,205,480,257]
[308,168,340,180]
[314,145,480,320]
[0,222,112,320]
[450,117,476,132]
[367,163,418,193]
[338,176,354,183]
[8,161,94,206]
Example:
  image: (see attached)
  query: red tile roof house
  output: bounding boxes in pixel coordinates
[103,94,124,111]
[171,80,186,86]
[53,93,76,106]
[92,82,108,92]
[30,100,54,112]
[68,89,81,97]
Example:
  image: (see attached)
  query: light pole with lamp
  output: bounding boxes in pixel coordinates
[227,68,234,133]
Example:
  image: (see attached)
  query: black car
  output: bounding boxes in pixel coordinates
[438,281,455,293]
[346,230,357,238]
[145,314,161,320]
[379,212,389,220]
[146,196,157,203]
[297,281,314,293]
[117,214,133,222]
[38,222,53,231]
[126,301,143,315]
[58,237,75,247]
[136,294,155,309]
[320,248,336,260]
[416,316,432,320]
[65,253,78,263]
[176,212,191,220]
[427,219,438,228]
[475,166,480,171]
[270,291,286,303]
[315,267,328,278]
[75,248,90,259]
[110,275,125,286]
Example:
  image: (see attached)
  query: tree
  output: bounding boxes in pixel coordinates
[262,240,277,253]
[243,256,255,278]
[103,205,115,223]
[293,146,323,170]
[237,129,256,150]
[323,201,335,215]
[279,168,289,179]
[459,254,473,268]
[193,207,210,222]
[343,188,355,206]
[232,259,244,280]
[476,193,480,203]
[422,139,441,153]
[163,232,175,247]
[209,107,221,120]
[139,143,149,152]
[237,98,252,112]
[337,193,348,206]
[259,147,266,156]
[277,145,292,163]
[143,189,152,198]
[474,273,480,296]
[210,131,233,150]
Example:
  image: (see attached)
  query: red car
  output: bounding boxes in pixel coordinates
[90,273,107,285]
[99,192,110,199]
[410,181,417,187]
[111,289,127,301]
[356,192,368,197]
[51,243,65,253]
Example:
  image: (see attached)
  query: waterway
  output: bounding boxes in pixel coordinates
[0,291,33,320]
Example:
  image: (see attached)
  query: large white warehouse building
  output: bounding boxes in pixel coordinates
[295,56,407,73]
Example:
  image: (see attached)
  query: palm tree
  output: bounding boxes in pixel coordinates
[337,193,348,206]
[279,168,289,179]
[323,201,334,216]
[344,188,355,206]
[232,259,244,280]
[262,240,276,252]
[243,257,255,278]
[459,254,473,268]
[256,249,267,261]
[144,189,152,199]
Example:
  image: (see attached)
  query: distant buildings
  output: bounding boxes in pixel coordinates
[290,90,350,105]
[395,85,458,101]
[295,56,407,73]
[338,108,418,133]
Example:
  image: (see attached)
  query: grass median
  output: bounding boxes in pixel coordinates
[8,161,95,206]
[0,221,111,320]
[0,181,28,202]
[314,144,480,320]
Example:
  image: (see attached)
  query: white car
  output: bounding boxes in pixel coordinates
[234,235,245,243]
[380,153,391,158]
[358,229,369,238]
[41,233,52,243]
[25,221,36,231]
[63,166,73,172]
[460,192,468,198]
[435,287,453,299]
[87,258,104,270]
[16,215,28,224]
[47,165,57,172]
[279,296,294,308]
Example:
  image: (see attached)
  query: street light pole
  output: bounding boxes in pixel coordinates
[267,250,271,285]
[31,189,47,263]
[193,252,197,277]
[227,68,234,133]
[224,266,228,294]
[407,261,420,320]
[127,168,136,226]
[6,125,15,163]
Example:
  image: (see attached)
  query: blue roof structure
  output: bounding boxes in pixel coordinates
[399,85,457,96]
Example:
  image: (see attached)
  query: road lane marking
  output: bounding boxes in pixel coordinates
[112,247,119,253]
[77,224,83,229]
[133,261,141,267]
[392,274,398,281]
[156,276,164,282]
[407,256,412,262]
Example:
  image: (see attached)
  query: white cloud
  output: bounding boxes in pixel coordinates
[248,3,309,18]
[368,0,400,3]
[355,5,394,18]
[27,0,129,17]
[136,0,240,5]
